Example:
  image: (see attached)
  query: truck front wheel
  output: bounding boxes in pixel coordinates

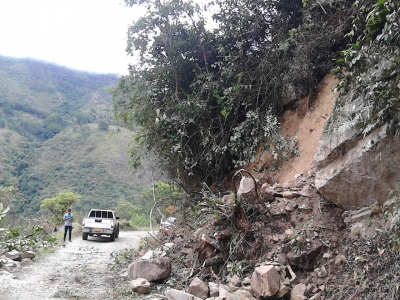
[82,233,88,240]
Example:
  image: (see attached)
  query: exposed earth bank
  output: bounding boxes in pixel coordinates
[0,231,148,300]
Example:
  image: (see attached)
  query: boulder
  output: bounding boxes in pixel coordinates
[273,285,290,299]
[218,285,232,299]
[165,288,202,300]
[4,250,21,261]
[237,177,258,202]
[209,282,219,297]
[129,278,151,294]
[230,274,241,287]
[20,258,33,266]
[128,257,171,281]
[188,277,209,299]
[21,251,36,260]
[260,183,276,201]
[315,124,400,209]
[250,265,280,298]
[291,283,306,300]
[226,289,256,300]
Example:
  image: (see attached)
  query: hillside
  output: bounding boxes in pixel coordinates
[15,124,141,214]
[0,56,162,216]
[107,0,400,298]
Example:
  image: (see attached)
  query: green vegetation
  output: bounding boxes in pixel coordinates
[333,0,400,136]
[113,0,368,189]
[0,57,167,217]
[40,191,81,225]
[114,181,183,229]
[0,186,57,252]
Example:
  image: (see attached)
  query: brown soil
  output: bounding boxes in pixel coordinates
[273,74,337,184]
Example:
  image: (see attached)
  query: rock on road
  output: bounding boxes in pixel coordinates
[0,231,149,300]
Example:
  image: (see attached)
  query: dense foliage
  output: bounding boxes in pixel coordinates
[113,0,364,189]
[333,0,400,136]
[0,56,117,141]
[40,191,81,225]
[0,57,165,217]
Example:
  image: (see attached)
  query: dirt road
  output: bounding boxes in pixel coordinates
[0,231,149,300]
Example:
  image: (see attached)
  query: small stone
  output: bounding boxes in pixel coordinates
[282,191,299,199]
[21,251,36,260]
[188,277,209,299]
[320,266,328,277]
[129,278,151,294]
[309,293,322,300]
[370,201,382,215]
[285,229,295,235]
[322,252,332,259]
[250,265,280,298]
[230,274,241,287]
[20,258,33,266]
[209,282,219,297]
[165,288,202,300]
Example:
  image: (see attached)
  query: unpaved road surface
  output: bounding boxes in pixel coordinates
[0,231,149,300]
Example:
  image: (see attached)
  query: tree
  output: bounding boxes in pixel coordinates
[114,0,355,190]
[98,120,109,131]
[115,202,143,221]
[40,191,81,225]
[138,181,183,217]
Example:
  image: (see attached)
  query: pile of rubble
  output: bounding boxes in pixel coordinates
[119,172,400,299]
[0,249,36,272]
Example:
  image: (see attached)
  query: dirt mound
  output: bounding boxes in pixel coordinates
[152,74,400,299]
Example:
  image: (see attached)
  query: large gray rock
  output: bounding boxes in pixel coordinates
[250,265,280,298]
[209,282,219,297]
[226,289,256,300]
[128,257,171,281]
[315,124,400,209]
[237,177,258,202]
[165,288,202,300]
[21,251,36,260]
[4,250,21,261]
[188,277,208,299]
[291,283,306,300]
[20,258,33,266]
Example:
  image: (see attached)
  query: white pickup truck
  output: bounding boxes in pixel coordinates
[81,209,120,242]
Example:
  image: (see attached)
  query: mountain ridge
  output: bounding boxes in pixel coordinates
[0,56,158,216]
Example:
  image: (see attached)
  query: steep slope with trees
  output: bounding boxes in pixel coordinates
[0,56,167,217]
[110,0,400,298]
[113,0,368,189]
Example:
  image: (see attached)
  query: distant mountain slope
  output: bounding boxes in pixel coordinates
[0,56,158,215]
[16,124,141,214]
[0,56,118,141]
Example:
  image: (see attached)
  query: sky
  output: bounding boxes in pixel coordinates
[0,0,144,75]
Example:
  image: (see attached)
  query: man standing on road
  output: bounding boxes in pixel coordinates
[63,208,74,242]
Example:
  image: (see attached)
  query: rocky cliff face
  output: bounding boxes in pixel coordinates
[312,62,400,209]
[315,123,399,209]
